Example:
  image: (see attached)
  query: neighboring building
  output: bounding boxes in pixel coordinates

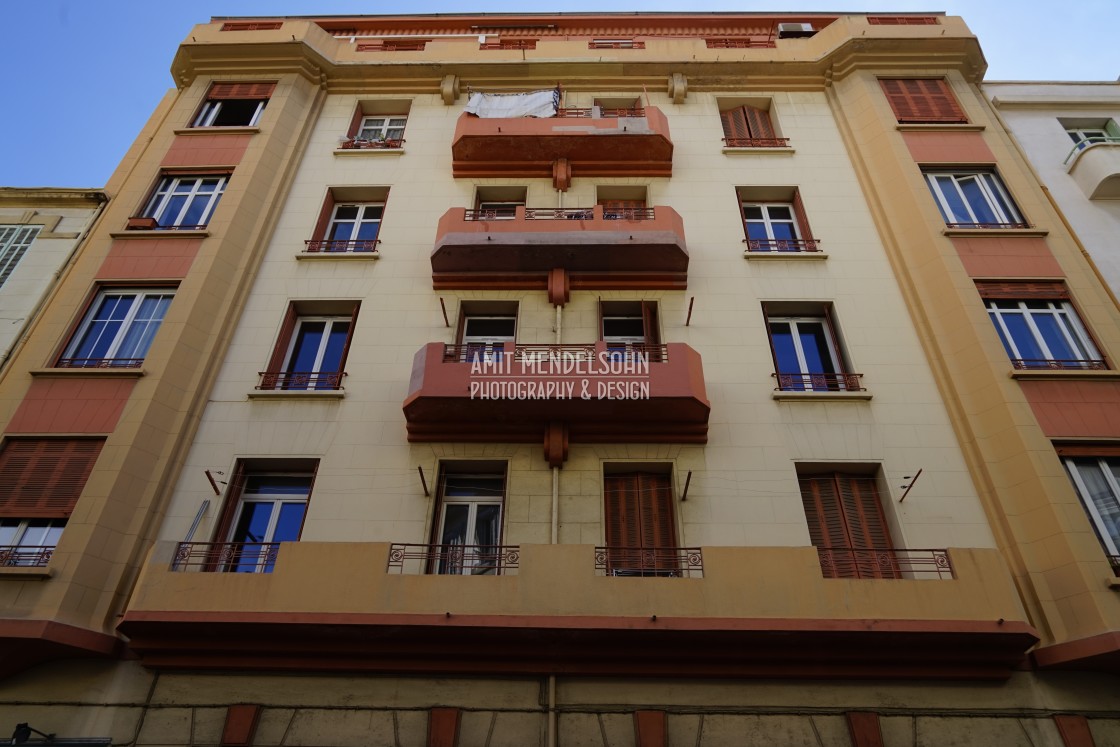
[0,12,1119,747]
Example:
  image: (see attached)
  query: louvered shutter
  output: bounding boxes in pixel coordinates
[799,476,850,578]
[720,107,752,141]
[336,303,361,378]
[975,281,1069,301]
[605,474,643,571]
[879,79,967,124]
[346,107,366,139]
[743,105,776,139]
[208,82,276,100]
[791,190,815,243]
[312,190,337,242]
[641,302,662,362]
[838,476,898,578]
[0,439,104,518]
[605,473,676,574]
[267,303,300,378]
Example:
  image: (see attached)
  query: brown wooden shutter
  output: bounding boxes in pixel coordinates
[879,79,966,124]
[312,190,337,241]
[720,107,751,141]
[792,189,815,242]
[267,303,299,374]
[1055,443,1120,458]
[208,82,276,100]
[641,301,662,362]
[0,439,104,518]
[800,474,895,579]
[596,297,604,341]
[605,472,676,573]
[346,107,365,139]
[743,105,775,139]
[975,281,1069,300]
[212,461,248,544]
[336,303,361,376]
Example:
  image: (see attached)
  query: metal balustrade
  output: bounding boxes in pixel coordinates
[594,546,704,578]
[386,543,520,575]
[817,547,953,580]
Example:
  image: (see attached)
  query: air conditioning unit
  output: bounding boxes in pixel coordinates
[777,22,816,39]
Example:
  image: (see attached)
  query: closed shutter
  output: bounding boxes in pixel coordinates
[975,280,1069,300]
[0,438,104,518]
[799,474,897,578]
[208,82,276,100]
[879,79,967,124]
[720,105,776,143]
[604,472,676,574]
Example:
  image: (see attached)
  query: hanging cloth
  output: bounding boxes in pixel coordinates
[464,88,559,118]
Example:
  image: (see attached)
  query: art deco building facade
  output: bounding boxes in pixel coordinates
[0,12,1118,747]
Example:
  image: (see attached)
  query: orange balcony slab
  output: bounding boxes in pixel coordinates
[402,342,709,444]
[451,108,673,178]
[431,206,688,290]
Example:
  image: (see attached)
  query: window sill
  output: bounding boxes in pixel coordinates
[1107,576,1120,591]
[0,566,53,579]
[295,251,380,261]
[109,229,210,240]
[941,227,1049,238]
[333,148,405,157]
[248,389,346,400]
[30,367,146,378]
[173,126,261,136]
[745,251,828,261]
[722,146,795,156]
[896,123,985,132]
[771,390,873,402]
[1009,368,1120,381]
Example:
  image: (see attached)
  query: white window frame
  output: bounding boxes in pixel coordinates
[1064,457,1120,558]
[0,519,66,560]
[193,99,266,128]
[356,115,407,142]
[142,175,227,228]
[985,299,1100,366]
[62,289,174,366]
[326,203,383,242]
[282,316,351,382]
[435,473,505,576]
[460,315,516,362]
[768,315,847,391]
[924,171,1023,227]
[226,473,312,573]
[742,202,801,243]
[1067,127,1110,149]
[0,226,40,290]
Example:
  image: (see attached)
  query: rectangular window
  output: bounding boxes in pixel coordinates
[879,78,967,124]
[602,470,679,576]
[978,282,1104,370]
[59,288,174,368]
[1060,118,1119,152]
[327,204,383,244]
[353,115,407,146]
[472,186,528,221]
[1060,447,1120,571]
[454,302,517,363]
[720,103,786,147]
[138,174,227,230]
[306,187,388,254]
[0,225,40,290]
[599,300,662,361]
[765,304,861,391]
[431,464,507,575]
[261,302,358,390]
[192,82,274,127]
[924,170,1025,229]
[0,438,103,567]
[799,472,899,579]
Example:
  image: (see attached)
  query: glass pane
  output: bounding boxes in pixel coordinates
[438,504,471,574]
[335,206,360,220]
[159,194,188,225]
[244,475,312,496]
[603,317,645,339]
[933,176,970,223]
[770,322,802,383]
[316,322,350,387]
[474,504,501,546]
[770,222,798,241]
[72,294,136,359]
[232,502,274,544]
[997,311,1044,362]
[115,295,172,360]
[959,178,998,224]
[1032,312,1079,360]
[463,318,516,339]
[272,502,306,543]
[288,321,326,372]
[328,221,355,240]
[355,222,380,241]
[181,194,212,226]
[767,206,793,220]
[796,322,837,374]
[444,476,504,497]
[1072,459,1120,552]
[746,222,770,240]
[743,206,764,220]
[0,521,19,546]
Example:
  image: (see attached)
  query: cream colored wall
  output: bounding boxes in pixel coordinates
[157,83,996,560]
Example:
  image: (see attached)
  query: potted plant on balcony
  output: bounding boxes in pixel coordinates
[126,216,159,230]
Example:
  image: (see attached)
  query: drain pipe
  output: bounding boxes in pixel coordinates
[548,291,562,747]
[547,675,558,747]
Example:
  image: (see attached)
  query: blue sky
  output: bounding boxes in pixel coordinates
[2,0,1117,188]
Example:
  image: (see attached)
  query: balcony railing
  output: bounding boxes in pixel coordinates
[594,546,704,578]
[555,107,646,118]
[337,137,404,150]
[817,547,953,580]
[460,206,658,222]
[172,542,281,573]
[706,37,776,49]
[303,239,380,254]
[744,238,821,253]
[1109,555,1120,576]
[256,371,346,391]
[442,342,669,364]
[773,372,865,392]
[125,216,208,231]
[0,546,54,567]
[1064,135,1120,165]
[386,543,520,575]
[723,137,791,148]
[1010,358,1108,371]
[56,358,144,369]
[944,222,1032,230]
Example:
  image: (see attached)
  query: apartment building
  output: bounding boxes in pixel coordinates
[0,12,1118,747]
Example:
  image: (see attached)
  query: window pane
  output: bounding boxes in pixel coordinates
[355,222,380,241]
[181,194,212,226]
[796,322,837,374]
[746,222,770,240]
[72,295,134,359]
[474,504,501,546]
[328,221,355,240]
[959,178,997,224]
[1069,459,1120,553]
[770,222,798,241]
[770,322,802,374]
[288,321,326,371]
[318,322,350,374]
[767,206,793,220]
[933,176,970,223]
[272,502,306,543]
[464,318,516,339]
[232,502,274,544]
[1032,312,1080,360]
[997,311,1044,361]
[115,295,172,360]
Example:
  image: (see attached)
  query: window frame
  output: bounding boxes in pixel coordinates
[355,115,407,143]
[1064,455,1120,560]
[719,102,786,147]
[429,464,509,576]
[453,302,518,363]
[325,203,384,243]
[58,287,175,368]
[193,99,267,128]
[879,78,967,124]
[0,225,40,290]
[798,471,899,579]
[977,283,1105,370]
[602,469,679,577]
[598,300,662,361]
[191,81,274,128]
[260,302,359,391]
[923,170,1026,229]
[140,174,228,229]
[764,305,861,392]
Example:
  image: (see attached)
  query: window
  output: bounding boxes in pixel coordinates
[799,472,898,579]
[923,171,1025,229]
[879,79,967,124]
[596,185,648,219]
[0,438,103,567]
[599,300,661,361]
[261,302,358,390]
[192,82,274,127]
[473,186,527,220]
[59,288,174,368]
[431,467,507,575]
[212,464,315,573]
[341,100,411,149]
[137,174,227,229]
[602,470,678,576]
[720,102,785,147]
[327,204,383,244]
[978,282,1104,370]
[738,187,817,253]
[1068,128,1110,149]
[1061,448,1120,571]
[765,304,860,391]
[307,186,389,253]
[1061,118,1119,151]
[0,225,40,290]
[454,301,517,363]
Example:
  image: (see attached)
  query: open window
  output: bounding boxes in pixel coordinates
[307,186,388,253]
[738,186,818,253]
[602,466,679,577]
[0,438,103,567]
[599,300,662,361]
[977,282,1105,370]
[130,173,228,230]
[596,186,649,219]
[473,186,527,220]
[260,301,359,390]
[1059,445,1120,573]
[430,462,508,575]
[764,302,861,391]
[719,98,786,147]
[879,79,967,124]
[453,301,517,363]
[341,99,411,149]
[798,468,899,579]
[192,81,274,127]
[58,287,175,368]
[923,170,1026,229]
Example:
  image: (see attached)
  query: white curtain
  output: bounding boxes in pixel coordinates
[464,89,558,118]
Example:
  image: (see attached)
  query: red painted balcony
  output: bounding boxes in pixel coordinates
[431,206,688,290]
[451,107,673,178]
[402,342,709,445]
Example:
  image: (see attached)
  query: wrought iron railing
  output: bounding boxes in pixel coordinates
[1109,555,1120,576]
[256,371,346,390]
[773,372,865,392]
[587,40,645,49]
[56,358,145,369]
[303,239,380,253]
[944,221,1032,230]
[443,343,669,364]
[594,546,704,578]
[523,207,594,220]
[723,137,791,148]
[1010,358,1108,371]
[603,207,656,220]
[705,38,775,49]
[463,208,520,220]
[480,40,537,50]
[744,238,821,253]
[461,207,656,222]
[386,543,520,575]
[172,542,281,573]
[0,546,54,567]
[555,107,646,118]
[338,137,404,150]
[816,547,953,580]
[1063,135,1120,164]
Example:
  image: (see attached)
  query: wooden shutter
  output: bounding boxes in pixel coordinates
[208,82,276,100]
[799,474,896,579]
[346,107,366,138]
[721,105,775,141]
[743,105,775,139]
[974,281,1069,300]
[1055,443,1120,458]
[879,79,967,124]
[641,301,662,362]
[335,303,361,377]
[267,303,299,376]
[791,189,815,242]
[604,472,676,573]
[311,190,337,242]
[0,439,103,518]
[596,297,604,341]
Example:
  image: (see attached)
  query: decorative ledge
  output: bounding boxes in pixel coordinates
[0,567,53,579]
[745,251,828,261]
[772,390,873,402]
[896,124,986,132]
[296,252,380,261]
[333,148,405,157]
[29,367,146,378]
[173,127,260,136]
[722,146,795,156]
[1010,369,1120,381]
[248,390,346,400]
[109,229,210,240]
[942,228,1049,238]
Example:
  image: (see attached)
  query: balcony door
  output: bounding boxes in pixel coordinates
[458,303,517,363]
[434,473,505,575]
[600,301,660,362]
[224,474,311,573]
[603,471,678,576]
[799,473,898,579]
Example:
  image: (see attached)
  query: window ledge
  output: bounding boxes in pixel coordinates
[745,251,828,261]
[722,146,795,156]
[1010,368,1120,381]
[942,227,1049,238]
[1107,576,1120,591]
[30,367,146,378]
[896,123,986,132]
[0,566,53,579]
[333,148,406,157]
[771,390,873,402]
[173,126,260,136]
[248,389,346,400]
[109,229,210,240]
[295,251,380,261]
